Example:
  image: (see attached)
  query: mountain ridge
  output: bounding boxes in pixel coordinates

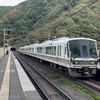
[0,0,100,46]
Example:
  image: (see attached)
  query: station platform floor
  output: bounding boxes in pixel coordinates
[0,51,42,100]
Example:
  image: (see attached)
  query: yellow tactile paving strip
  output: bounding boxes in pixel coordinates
[0,52,10,100]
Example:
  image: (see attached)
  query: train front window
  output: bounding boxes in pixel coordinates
[68,40,80,58]
[82,45,88,57]
[67,39,97,58]
[89,41,97,58]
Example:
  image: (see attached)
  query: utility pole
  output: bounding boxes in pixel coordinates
[3,28,6,55]
[0,28,11,55]
[48,32,50,40]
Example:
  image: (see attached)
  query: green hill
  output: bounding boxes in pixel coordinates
[0,0,100,46]
[0,6,12,17]
[0,6,12,46]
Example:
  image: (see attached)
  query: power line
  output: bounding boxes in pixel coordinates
[6,34,48,39]
[51,0,99,28]
[62,0,99,20]
[68,0,99,17]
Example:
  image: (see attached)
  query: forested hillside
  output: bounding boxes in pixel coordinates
[0,0,100,46]
[0,6,12,17]
[0,6,12,46]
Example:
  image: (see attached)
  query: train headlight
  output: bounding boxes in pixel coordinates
[73,62,80,64]
[91,62,94,64]
[72,61,80,64]
[75,62,79,64]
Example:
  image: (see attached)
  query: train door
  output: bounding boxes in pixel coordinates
[64,45,66,59]
[42,47,44,58]
[57,45,61,62]
[64,44,67,65]
[80,40,89,58]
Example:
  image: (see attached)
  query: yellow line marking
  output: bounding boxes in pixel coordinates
[0,52,10,100]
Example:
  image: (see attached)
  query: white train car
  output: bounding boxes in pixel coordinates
[18,37,100,77]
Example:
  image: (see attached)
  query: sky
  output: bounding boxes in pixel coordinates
[0,0,26,6]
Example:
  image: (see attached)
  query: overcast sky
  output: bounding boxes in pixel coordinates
[0,0,26,6]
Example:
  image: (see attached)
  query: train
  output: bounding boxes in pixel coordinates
[18,37,100,77]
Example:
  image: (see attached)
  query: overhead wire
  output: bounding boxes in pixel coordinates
[60,0,99,21]
[51,0,99,27]
[47,0,79,27]
[68,0,99,17]
[49,0,100,38]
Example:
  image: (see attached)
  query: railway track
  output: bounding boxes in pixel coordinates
[76,79,100,93]
[13,52,73,100]
[74,79,100,93]
[13,51,100,100]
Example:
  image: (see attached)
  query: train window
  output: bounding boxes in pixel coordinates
[46,46,56,55]
[90,48,96,55]
[29,48,31,52]
[53,46,56,55]
[46,47,50,54]
[68,40,80,58]
[26,48,28,51]
[32,48,34,53]
[81,40,87,43]
[89,41,97,57]
[82,45,88,57]
[37,47,42,53]
[46,47,48,54]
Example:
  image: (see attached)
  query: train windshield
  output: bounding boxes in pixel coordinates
[89,41,97,58]
[68,40,97,58]
[68,40,80,58]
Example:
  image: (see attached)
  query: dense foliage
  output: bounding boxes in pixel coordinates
[0,6,12,46]
[0,0,100,46]
[0,6,12,17]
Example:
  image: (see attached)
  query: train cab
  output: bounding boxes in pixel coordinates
[67,38,99,77]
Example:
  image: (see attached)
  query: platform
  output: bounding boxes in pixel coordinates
[0,51,42,100]
[0,47,3,58]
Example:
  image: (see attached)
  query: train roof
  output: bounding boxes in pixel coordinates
[41,37,96,44]
[19,37,96,48]
[71,37,96,41]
